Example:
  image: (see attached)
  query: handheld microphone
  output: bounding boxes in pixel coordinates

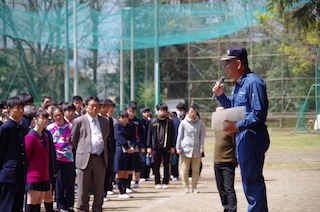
[212,76,225,99]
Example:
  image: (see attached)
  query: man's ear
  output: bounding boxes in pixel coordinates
[236,59,242,70]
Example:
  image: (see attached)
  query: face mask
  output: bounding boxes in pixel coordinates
[24,105,34,115]
[176,110,185,117]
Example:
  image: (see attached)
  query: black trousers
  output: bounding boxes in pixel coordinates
[0,182,25,212]
[104,159,115,192]
[153,148,170,185]
[214,163,237,212]
[55,161,75,209]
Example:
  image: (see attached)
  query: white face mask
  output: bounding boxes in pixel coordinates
[176,110,185,117]
[24,105,34,115]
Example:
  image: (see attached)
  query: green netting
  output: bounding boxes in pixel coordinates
[0,0,309,50]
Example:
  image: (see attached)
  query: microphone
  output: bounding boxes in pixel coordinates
[212,76,225,99]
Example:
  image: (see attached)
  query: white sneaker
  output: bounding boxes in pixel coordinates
[113,184,118,189]
[184,188,189,193]
[126,188,137,193]
[188,177,192,181]
[155,184,162,189]
[139,178,146,182]
[172,177,178,181]
[103,197,111,201]
[119,194,133,198]
[162,184,168,189]
[107,190,118,195]
[133,183,139,188]
[192,188,200,193]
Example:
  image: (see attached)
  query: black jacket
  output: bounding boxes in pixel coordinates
[0,119,28,183]
[147,116,175,150]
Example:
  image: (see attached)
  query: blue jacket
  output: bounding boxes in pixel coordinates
[217,69,268,131]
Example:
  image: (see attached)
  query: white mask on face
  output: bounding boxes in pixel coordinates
[24,105,34,115]
[176,110,185,117]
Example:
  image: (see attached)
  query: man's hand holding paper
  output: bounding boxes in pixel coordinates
[211,106,245,131]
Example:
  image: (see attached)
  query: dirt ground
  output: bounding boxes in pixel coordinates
[79,130,320,212]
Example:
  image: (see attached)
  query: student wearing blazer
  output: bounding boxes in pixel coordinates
[72,96,109,212]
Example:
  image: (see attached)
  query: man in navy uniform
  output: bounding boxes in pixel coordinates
[212,47,270,212]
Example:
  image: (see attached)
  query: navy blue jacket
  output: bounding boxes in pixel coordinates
[114,122,137,149]
[130,116,146,149]
[106,116,115,160]
[0,119,28,183]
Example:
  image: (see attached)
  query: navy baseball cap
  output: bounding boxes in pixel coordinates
[219,47,248,61]
[140,107,150,114]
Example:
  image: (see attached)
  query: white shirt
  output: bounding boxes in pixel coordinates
[86,113,104,155]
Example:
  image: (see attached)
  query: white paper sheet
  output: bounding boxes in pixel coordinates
[211,106,246,131]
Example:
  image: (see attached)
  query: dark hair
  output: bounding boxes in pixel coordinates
[19,92,34,104]
[44,101,56,110]
[156,102,168,111]
[30,109,49,128]
[72,95,83,102]
[129,101,137,107]
[186,106,197,113]
[62,102,76,112]
[1,110,9,119]
[34,109,49,119]
[125,102,136,111]
[56,101,64,105]
[118,110,129,118]
[7,96,25,108]
[239,58,248,67]
[168,111,177,117]
[99,99,108,106]
[196,111,201,119]
[52,106,64,116]
[41,95,52,103]
[80,107,87,115]
[85,96,99,105]
[176,102,186,110]
[105,99,116,107]
[0,101,6,109]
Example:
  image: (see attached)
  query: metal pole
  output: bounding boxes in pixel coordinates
[154,0,160,105]
[65,0,70,102]
[73,0,78,96]
[187,42,191,106]
[130,8,135,101]
[315,44,320,130]
[120,9,124,110]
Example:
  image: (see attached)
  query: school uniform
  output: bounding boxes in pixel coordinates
[0,118,28,212]
[113,122,136,172]
[24,130,50,191]
[104,116,116,193]
[147,116,175,185]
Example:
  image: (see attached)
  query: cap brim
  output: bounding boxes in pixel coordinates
[218,55,237,61]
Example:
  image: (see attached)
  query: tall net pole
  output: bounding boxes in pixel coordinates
[154,0,160,105]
